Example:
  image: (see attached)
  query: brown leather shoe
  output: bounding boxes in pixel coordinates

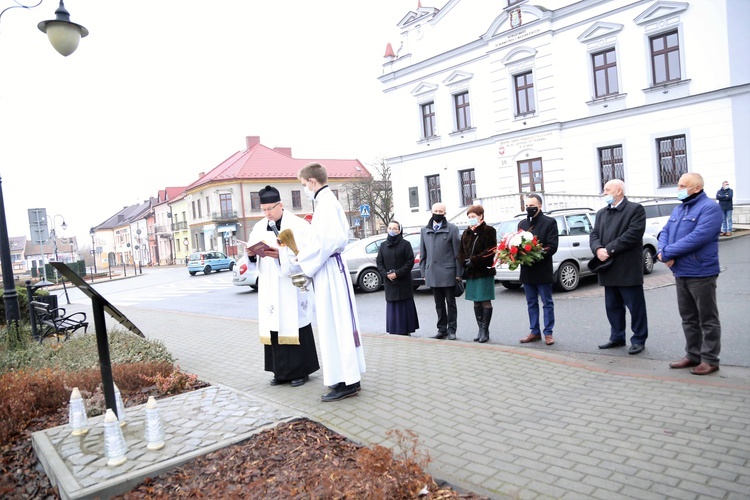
[669,358,700,369]
[726,232,732,236]
[520,333,542,343]
[691,362,719,375]
[544,335,555,345]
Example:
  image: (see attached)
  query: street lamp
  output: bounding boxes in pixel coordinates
[89,227,97,277]
[50,214,70,304]
[0,1,89,325]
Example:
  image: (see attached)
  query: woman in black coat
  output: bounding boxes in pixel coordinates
[457,205,497,343]
[376,221,420,336]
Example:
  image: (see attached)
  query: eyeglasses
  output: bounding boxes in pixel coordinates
[261,203,280,213]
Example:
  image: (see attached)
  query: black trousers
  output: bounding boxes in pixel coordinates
[432,286,457,335]
[264,324,320,380]
[604,285,648,345]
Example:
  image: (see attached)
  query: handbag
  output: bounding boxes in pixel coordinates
[454,279,465,297]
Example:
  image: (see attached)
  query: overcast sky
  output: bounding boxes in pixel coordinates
[0,0,413,247]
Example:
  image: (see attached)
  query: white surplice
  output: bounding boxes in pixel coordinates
[248,211,313,344]
[296,187,366,386]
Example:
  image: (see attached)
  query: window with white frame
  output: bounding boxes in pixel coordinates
[657,135,687,186]
[592,48,619,98]
[459,169,476,206]
[650,30,681,85]
[598,145,624,191]
[513,71,535,116]
[426,175,441,207]
[454,91,471,131]
[421,101,436,139]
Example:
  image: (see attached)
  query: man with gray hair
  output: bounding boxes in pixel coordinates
[589,179,649,355]
[420,202,463,340]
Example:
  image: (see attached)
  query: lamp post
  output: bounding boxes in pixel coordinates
[50,214,70,304]
[0,2,89,325]
[89,227,97,279]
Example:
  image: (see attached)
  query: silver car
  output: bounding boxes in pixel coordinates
[494,208,657,292]
[342,232,422,293]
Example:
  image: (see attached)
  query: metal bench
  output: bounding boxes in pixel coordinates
[30,301,89,344]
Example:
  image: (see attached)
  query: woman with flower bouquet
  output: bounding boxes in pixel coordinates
[512,194,559,346]
[457,205,497,343]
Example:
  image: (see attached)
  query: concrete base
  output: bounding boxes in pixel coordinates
[32,385,295,500]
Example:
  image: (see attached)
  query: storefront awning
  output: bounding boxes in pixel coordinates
[216,224,237,233]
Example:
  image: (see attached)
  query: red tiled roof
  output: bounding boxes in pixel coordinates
[186,138,371,190]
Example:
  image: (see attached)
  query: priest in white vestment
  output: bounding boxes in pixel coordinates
[246,185,319,387]
[295,163,366,402]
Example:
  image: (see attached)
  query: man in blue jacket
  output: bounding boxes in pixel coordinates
[658,173,723,375]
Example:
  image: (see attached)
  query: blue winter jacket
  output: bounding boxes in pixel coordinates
[658,191,722,278]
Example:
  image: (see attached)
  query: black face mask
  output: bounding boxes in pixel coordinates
[432,214,445,223]
[526,206,539,218]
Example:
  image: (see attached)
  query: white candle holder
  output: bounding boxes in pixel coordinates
[103,408,128,466]
[68,387,89,436]
[114,383,127,426]
[144,396,166,450]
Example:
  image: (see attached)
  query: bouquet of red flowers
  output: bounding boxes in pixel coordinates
[494,230,546,271]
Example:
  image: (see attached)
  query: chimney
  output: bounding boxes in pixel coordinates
[246,136,260,150]
[273,147,292,157]
[198,172,205,179]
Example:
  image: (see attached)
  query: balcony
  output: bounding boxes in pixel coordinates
[211,211,238,223]
[171,221,188,231]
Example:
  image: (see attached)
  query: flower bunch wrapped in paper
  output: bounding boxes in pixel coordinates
[493,230,546,271]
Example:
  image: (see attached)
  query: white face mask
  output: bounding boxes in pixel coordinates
[304,185,315,201]
[467,216,478,227]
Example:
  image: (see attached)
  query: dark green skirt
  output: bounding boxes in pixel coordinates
[465,276,495,301]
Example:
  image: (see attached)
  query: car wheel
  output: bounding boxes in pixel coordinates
[189,271,197,276]
[250,278,258,291]
[203,266,212,275]
[229,261,235,271]
[500,281,522,290]
[357,268,382,293]
[643,247,655,275]
[555,262,580,292]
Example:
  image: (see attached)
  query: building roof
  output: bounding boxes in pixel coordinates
[186,136,371,191]
[93,198,155,231]
[9,236,26,254]
[154,186,186,208]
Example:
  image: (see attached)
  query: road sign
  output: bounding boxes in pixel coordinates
[353,218,361,227]
[359,204,370,218]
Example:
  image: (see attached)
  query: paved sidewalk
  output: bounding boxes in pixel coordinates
[57,306,750,500]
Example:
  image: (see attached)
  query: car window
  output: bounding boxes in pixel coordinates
[659,203,679,216]
[554,216,567,236]
[643,205,661,219]
[566,214,592,235]
[403,233,421,250]
[365,241,381,254]
[189,253,201,260]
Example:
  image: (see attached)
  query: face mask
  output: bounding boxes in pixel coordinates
[723,185,729,190]
[526,206,539,217]
[387,230,399,237]
[432,213,445,223]
[603,194,615,205]
[467,216,478,227]
[304,185,315,200]
[677,189,689,201]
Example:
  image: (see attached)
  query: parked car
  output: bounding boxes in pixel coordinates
[231,255,259,289]
[641,198,680,238]
[495,208,658,292]
[343,232,423,293]
[187,251,235,276]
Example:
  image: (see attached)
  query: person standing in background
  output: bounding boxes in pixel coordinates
[518,194,559,346]
[295,163,366,402]
[457,205,496,343]
[420,202,463,340]
[246,185,319,387]
[716,180,733,236]
[376,221,419,336]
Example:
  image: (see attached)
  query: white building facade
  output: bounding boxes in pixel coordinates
[379,0,749,225]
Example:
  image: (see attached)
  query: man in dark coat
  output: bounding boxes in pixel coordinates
[420,202,463,340]
[518,194,559,346]
[589,179,649,355]
[715,180,733,236]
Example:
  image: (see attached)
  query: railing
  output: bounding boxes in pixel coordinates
[171,221,188,231]
[211,211,238,222]
[451,192,675,224]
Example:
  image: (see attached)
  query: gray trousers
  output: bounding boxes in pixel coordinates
[675,275,721,365]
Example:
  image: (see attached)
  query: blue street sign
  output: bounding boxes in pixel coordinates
[353,218,361,227]
[359,204,370,218]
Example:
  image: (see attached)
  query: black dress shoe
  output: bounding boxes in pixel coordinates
[628,344,645,355]
[321,383,359,402]
[447,332,457,340]
[328,381,361,392]
[431,332,448,339]
[598,340,626,349]
[290,375,309,387]
[270,378,288,386]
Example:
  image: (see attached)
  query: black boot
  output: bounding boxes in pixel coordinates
[479,308,493,343]
[473,303,483,342]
